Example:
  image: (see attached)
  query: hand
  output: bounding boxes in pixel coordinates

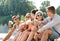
[8,21,13,28]
[34,19,38,26]
[8,22,12,28]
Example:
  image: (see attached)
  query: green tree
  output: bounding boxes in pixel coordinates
[56,6,60,15]
[2,0,35,16]
[0,0,35,24]
[40,1,50,18]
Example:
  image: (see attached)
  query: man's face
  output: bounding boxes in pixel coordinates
[46,11,53,17]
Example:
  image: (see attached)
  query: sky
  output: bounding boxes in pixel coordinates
[28,0,60,9]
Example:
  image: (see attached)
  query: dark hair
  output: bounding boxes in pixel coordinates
[31,9,38,15]
[46,6,55,14]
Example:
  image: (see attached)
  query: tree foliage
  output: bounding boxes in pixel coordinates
[0,0,35,16]
[40,1,50,18]
[56,6,60,15]
[0,0,35,24]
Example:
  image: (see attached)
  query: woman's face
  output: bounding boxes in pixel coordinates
[36,14,43,21]
[25,16,30,21]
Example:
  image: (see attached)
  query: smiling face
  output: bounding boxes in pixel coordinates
[25,16,30,21]
[35,11,43,21]
[25,13,31,21]
[36,14,43,21]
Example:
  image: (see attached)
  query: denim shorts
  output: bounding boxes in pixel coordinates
[49,29,60,41]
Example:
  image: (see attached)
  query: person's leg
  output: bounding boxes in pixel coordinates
[26,31,35,41]
[13,32,20,41]
[26,26,37,41]
[41,29,52,41]
[15,31,23,41]
[20,30,30,41]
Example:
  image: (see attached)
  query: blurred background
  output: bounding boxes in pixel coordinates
[0,0,60,41]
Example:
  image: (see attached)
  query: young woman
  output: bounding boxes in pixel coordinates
[26,11,44,41]
[20,13,34,41]
[34,11,52,41]
[13,13,32,41]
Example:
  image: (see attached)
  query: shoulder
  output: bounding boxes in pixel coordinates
[54,14,60,20]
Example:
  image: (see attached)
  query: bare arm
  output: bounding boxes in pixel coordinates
[3,24,16,41]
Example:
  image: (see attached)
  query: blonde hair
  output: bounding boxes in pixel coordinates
[34,11,44,20]
[35,11,43,15]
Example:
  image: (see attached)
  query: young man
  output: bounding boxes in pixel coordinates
[38,6,60,41]
[3,16,21,41]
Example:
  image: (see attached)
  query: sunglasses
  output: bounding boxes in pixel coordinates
[37,14,42,17]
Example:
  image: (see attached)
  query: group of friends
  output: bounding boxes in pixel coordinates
[3,6,60,41]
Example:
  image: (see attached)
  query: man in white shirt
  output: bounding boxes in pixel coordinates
[38,6,60,41]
